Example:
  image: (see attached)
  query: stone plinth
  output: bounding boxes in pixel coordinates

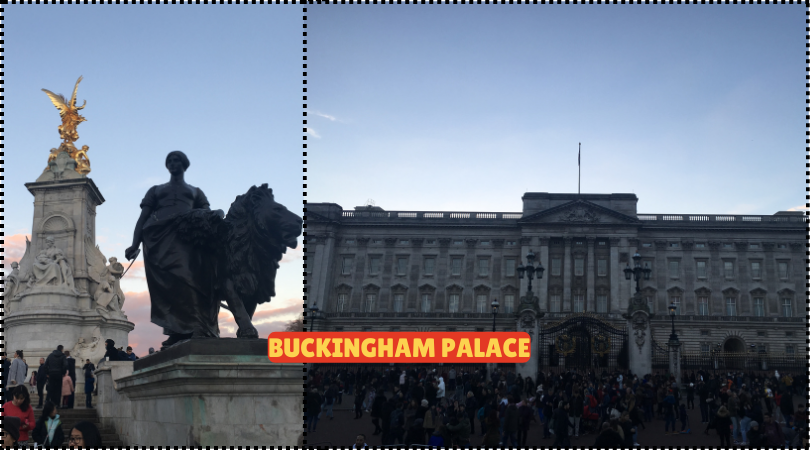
[515,309,540,380]
[627,310,652,378]
[95,339,303,446]
[668,339,682,387]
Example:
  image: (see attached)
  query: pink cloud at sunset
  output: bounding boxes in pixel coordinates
[5,234,31,262]
[280,245,303,263]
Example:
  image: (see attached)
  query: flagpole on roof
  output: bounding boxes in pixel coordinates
[578,142,581,195]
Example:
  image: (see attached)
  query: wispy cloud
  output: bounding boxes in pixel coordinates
[280,245,303,263]
[786,205,809,211]
[306,128,321,139]
[315,111,338,122]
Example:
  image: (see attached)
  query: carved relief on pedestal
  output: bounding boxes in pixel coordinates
[86,236,126,319]
[631,313,648,355]
[519,313,536,330]
[559,206,600,223]
[15,236,79,297]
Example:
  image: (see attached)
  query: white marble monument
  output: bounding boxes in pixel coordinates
[6,149,134,401]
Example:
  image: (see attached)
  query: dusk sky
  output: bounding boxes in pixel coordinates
[5,6,303,352]
[308,7,805,215]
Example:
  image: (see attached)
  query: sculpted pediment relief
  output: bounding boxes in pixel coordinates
[519,200,641,225]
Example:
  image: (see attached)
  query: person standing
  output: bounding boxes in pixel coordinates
[714,406,732,447]
[83,360,96,408]
[663,390,677,435]
[61,372,74,408]
[761,413,785,447]
[306,388,322,433]
[36,358,48,408]
[728,390,741,443]
[7,351,28,403]
[1,355,11,403]
[553,401,573,447]
[64,350,76,408]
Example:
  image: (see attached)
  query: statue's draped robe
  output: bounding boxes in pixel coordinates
[32,247,66,287]
[140,184,220,338]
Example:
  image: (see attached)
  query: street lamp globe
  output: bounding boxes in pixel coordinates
[491,299,500,314]
[624,264,633,280]
[668,303,677,316]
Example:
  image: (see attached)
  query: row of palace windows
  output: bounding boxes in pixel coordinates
[340,255,791,282]
[651,295,794,317]
[698,343,796,355]
[344,238,519,246]
[340,256,521,277]
[641,242,790,250]
[335,292,517,314]
[662,259,790,281]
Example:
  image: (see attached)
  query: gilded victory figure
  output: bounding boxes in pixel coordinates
[42,76,91,175]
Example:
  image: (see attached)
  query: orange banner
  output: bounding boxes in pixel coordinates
[267,332,531,363]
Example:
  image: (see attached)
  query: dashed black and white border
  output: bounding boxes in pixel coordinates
[302,6,310,448]
[4,0,808,4]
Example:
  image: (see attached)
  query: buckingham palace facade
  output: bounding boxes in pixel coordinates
[305,193,805,363]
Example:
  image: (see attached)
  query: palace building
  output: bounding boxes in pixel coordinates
[306,193,805,371]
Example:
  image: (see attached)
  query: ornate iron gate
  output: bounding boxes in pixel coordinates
[538,312,628,370]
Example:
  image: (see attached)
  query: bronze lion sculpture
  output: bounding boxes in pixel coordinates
[216,183,302,338]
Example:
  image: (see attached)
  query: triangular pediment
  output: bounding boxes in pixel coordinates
[518,199,641,224]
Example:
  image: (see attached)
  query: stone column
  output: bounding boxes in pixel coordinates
[628,309,652,377]
[563,238,572,312]
[586,237,596,312]
[609,237,621,314]
[538,238,550,311]
[668,338,682,387]
[310,232,336,311]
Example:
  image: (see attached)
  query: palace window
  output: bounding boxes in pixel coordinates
[478,259,490,276]
[454,240,463,245]
[424,257,435,276]
[700,330,710,336]
[451,257,462,276]
[757,344,766,354]
[393,294,404,312]
[698,297,709,316]
[781,298,792,317]
[642,243,652,248]
[596,295,608,313]
[777,244,787,249]
[573,294,584,313]
[342,256,354,275]
[421,294,432,313]
[397,257,408,276]
[701,343,711,353]
[448,294,460,313]
[426,239,436,245]
[505,259,516,277]
[696,261,707,278]
[391,327,400,331]
[753,298,764,317]
[480,240,491,246]
[399,240,410,245]
[550,294,561,313]
[506,240,517,246]
[669,260,680,279]
[724,261,734,279]
[372,239,382,244]
[695,243,705,248]
[336,294,347,312]
[757,331,766,337]
[334,326,344,331]
[750,261,761,279]
[778,262,789,280]
[785,331,793,337]
[670,242,680,248]
[723,243,733,248]
[369,256,382,275]
[574,258,584,276]
[345,239,356,244]
[551,258,562,276]
[786,345,795,356]
[476,294,488,313]
[725,297,737,316]
[363,327,373,332]
[364,294,376,312]
[503,294,515,313]
[597,259,607,277]
[750,243,759,249]
[645,296,654,313]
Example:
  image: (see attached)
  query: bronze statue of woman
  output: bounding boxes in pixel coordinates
[125,151,223,349]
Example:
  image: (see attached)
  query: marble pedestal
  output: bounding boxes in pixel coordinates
[95,339,303,446]
[627,310,652,378]
[515,310,540,380]
[668,339,682,387]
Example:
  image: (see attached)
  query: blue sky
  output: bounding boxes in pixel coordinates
[308,7,805,215]
[5,5,304,352]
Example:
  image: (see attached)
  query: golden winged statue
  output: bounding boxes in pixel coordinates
[42,76,91,175]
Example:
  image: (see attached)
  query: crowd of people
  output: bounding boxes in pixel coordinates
[306,364,808,448]
[0,341,147,447]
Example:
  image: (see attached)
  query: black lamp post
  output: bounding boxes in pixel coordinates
[668,302,678,342]
[517,249,545,294]
[623,253,651,294]
[491,299,500,332]
[307,306,322,332]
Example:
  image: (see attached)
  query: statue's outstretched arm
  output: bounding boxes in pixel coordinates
[125,206,152,261]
